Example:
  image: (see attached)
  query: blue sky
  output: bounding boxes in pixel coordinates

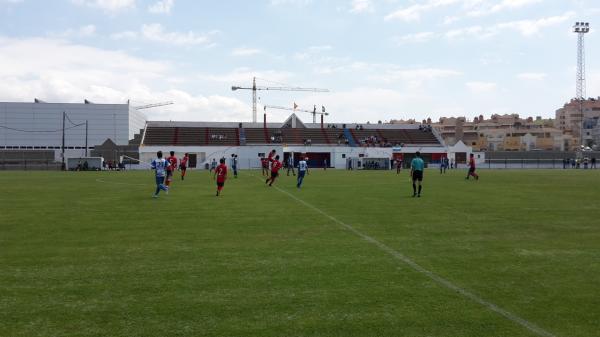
[0,0,598,123]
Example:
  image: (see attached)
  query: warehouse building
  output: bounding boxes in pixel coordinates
[0,100,146,168]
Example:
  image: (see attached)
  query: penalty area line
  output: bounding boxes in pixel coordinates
[259,176,557,337]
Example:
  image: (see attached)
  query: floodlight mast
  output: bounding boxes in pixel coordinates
[573,22,590,147]
[574,22,590,100]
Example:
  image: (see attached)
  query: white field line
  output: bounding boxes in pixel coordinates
[95,178,149,187]
[258,176,557,337]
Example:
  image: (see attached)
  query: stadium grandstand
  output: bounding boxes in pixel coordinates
[139,113,449,169]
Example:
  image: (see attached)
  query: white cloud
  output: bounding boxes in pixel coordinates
[231,47,262,56]
[466,81,497,93]
[371,67,463,87]
[350,0,374,13]
[111,24,217,46]
[394,32,436,44]
[110,30,138,40]
[148,0,174,14]
[385,0,461,22]
[445,25,486,39]
[443,15,460,24]
[48,25,97,39]
[517,72,547,80]
[496,11,575,36]
[1,0,25,3]
[308,45,333,52]
[294,45,333,61]
[446,11,575,39]
[467,0,543,17]
[385,0,545,22]
[201,68,294,85]
[71,0,136,12]
[142,23,210,45]
[270,0,312,6]
[0,36,249,121]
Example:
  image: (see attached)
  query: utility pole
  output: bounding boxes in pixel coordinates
[85,120,89,157]
[61,111,66,170]
[252,77,257,124]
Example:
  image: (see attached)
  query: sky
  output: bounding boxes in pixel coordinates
[0,0,599,123]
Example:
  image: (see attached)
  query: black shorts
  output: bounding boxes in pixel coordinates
[180,166,187,170]
[271,171,279,179]
[166,170,174,178]
[412,170,423,181]
[469,167,476,173]
[217,181,224,187]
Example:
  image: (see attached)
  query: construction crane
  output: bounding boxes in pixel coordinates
[264,103,329,126]
[133,101,174,110]
[231,77,329,123]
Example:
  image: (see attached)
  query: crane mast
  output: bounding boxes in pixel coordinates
[232,77,329,123]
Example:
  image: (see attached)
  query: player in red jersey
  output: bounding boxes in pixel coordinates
[466,153,479,180]
[165,151,178,187]
[267,149,276,170]
[265,155,282,186]
[260,156,269,176]
[268,149,276,163]
[179,153,189,180]
[214,158,228,196]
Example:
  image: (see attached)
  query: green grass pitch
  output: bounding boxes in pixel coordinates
[1,169,599,337]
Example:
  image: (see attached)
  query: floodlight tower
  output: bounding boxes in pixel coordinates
[574,22,590,100]
[573,21,590,147]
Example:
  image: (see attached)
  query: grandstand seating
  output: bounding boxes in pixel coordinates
[206,128,239,146]
[143,124,441,147]
[404,129,439,144]
[344,128,439,147]
[143,127,176,146]
[244,128,269,144]
[144,126,240,146]
[176,127,207,146]
[300,128,330,145]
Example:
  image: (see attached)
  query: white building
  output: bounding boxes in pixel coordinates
[0,100,146,160]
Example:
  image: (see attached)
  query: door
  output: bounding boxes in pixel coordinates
[189,153,197,168]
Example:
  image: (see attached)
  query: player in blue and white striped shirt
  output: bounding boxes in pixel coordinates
[151,151,170,198]
[297,156,308,189]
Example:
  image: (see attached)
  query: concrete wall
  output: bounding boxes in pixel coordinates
[140,145,284,169]
[139,145,448,170]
